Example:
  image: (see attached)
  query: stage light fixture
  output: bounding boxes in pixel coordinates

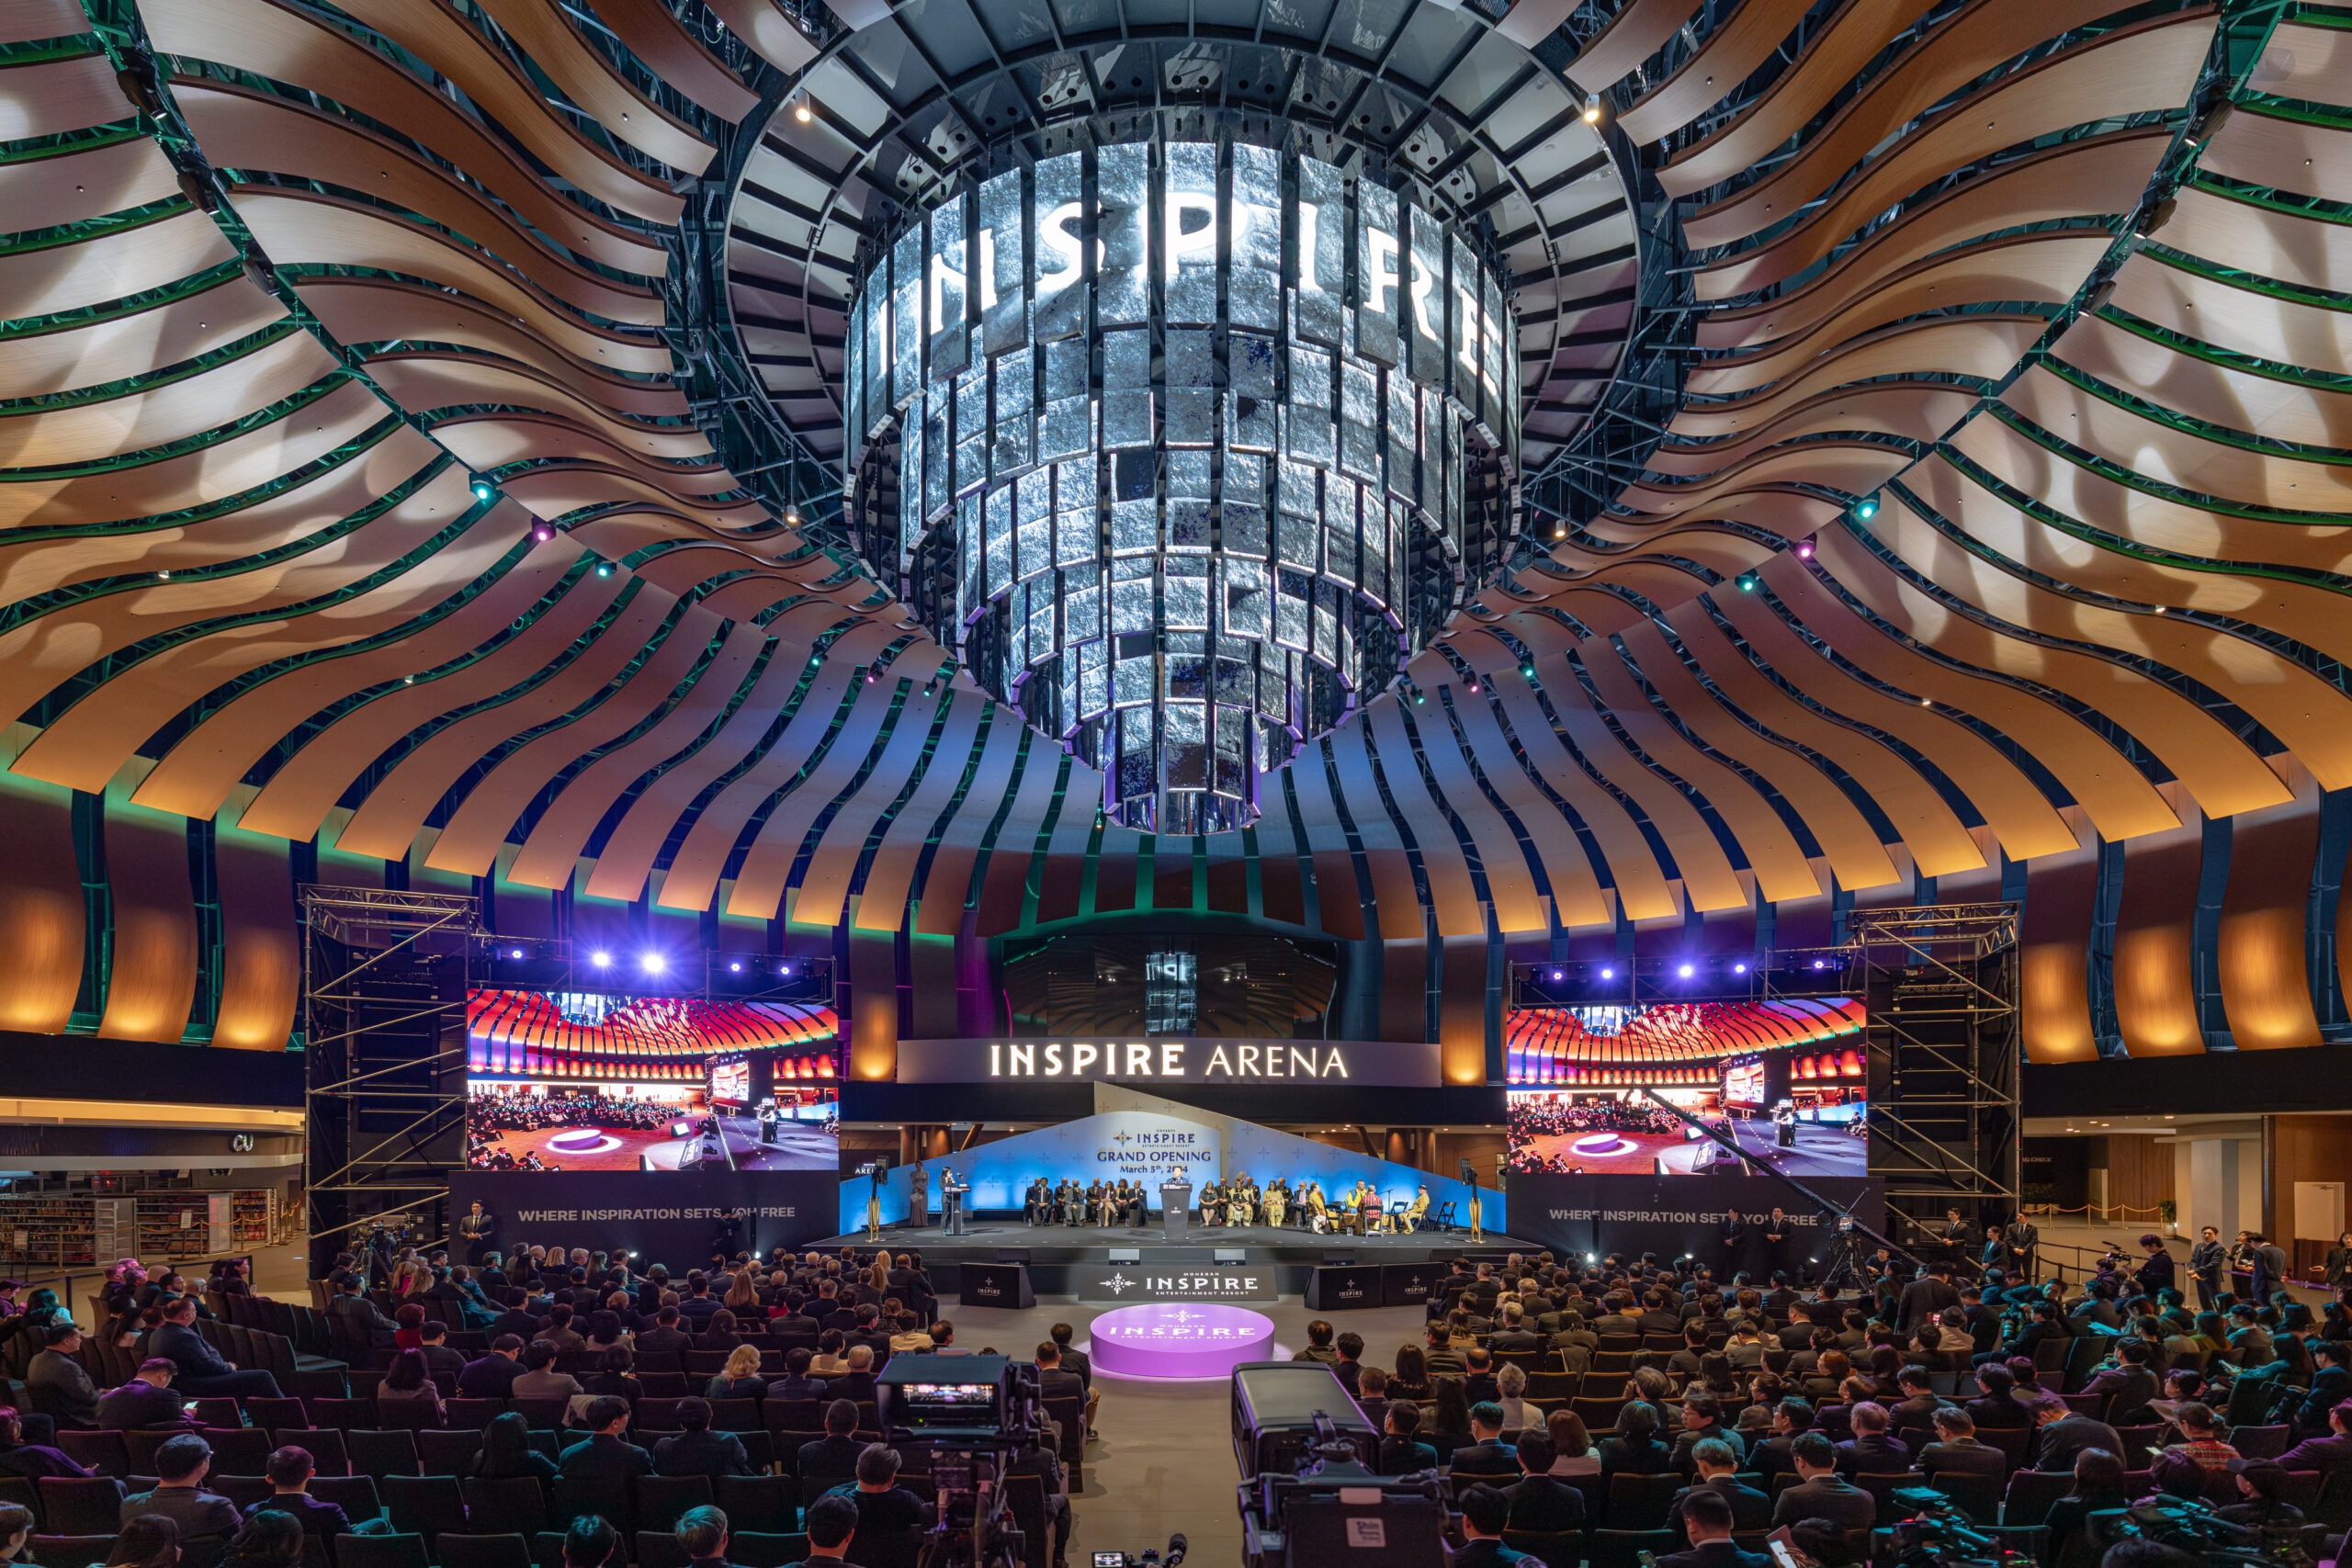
[1795,539,1815,559]
[469,474,496,503]
[1600,966,1615,980]
[591,950,612,968]
[1854,493,1881,522]
[1736,573,1758,592]
[641,953,666,975]
[1581,92,1602,124]
[778,963,793,976]
[595,561,613,578]
[729,961,742,973]
[1733,962,1748,975]
[794,96,813,123]
[509,947,524,960]
[1550,969,1564,982]
[1811,957,1827,970]
[1677,962,1695,979]
[532,525,552,543]
[1520,662,1536,679]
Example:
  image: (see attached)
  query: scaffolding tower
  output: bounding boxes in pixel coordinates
[1851,902,2022,1253]
[300,886,478,1275]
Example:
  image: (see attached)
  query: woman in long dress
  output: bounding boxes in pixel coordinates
[1305,1182,1329,1233]
[1262,1183,1287,1227]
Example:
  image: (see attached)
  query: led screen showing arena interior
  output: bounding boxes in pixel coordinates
[1505,998,1867,1179]
[464,989,839,1173]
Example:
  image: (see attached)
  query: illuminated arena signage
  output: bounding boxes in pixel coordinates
[894,1036,1442,1086]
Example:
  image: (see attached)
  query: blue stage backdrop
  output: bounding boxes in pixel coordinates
[837,1102,1504,1235]
[841,1110,1222,1233]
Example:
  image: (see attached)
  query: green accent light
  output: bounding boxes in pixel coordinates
[1853,493,1880,522]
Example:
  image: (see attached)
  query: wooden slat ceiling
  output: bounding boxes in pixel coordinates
[2,0,2348,964]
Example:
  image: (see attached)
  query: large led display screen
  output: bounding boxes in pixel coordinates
[1504,998,1867,1179]
[464,989,839,1174]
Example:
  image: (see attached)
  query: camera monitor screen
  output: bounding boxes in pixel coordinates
[464,988,839,1173]
[1505,998,1866,1178]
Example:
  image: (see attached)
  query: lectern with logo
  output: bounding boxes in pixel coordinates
[1160,1181,1192,1241]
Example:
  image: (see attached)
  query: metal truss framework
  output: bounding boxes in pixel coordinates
[1848,903,2023,1251]
[300,886,479,1265]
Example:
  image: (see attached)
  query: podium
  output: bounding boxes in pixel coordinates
[941,1182,968,1236]
[1159,1182,1192,1242]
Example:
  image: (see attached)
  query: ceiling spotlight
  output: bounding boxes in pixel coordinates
[469,474,497,503]
[1520,662,1536,679]
[1581,92,1602,124]
[1853,493,1881,522]
[533,525,552,543]
[778,963,793,976]
[595,561,613,578]
[640,953,666,975]
[591,950,612,968]
[793,96,813,123]
[1795,539,1815,559]
[729,961,742,974]
[1733,962,1748,975]
[785,504,802,524]
[509,948,524,960]
[1412,691,1425,704]
[1811,957,1827,971]
[1677,963,1695,979]
[1600,966,1615,980]
[1736,572,1758,592]
[1549,969,1564,982]
[1466,680,1480,694]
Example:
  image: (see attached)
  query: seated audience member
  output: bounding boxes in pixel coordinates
[152,1296,281,1398]
[1378,1404,1438,1475]
[252,1445,368,1537]
[1836,1401,1910,1475]
[706,1344,767,1400]
[96,1359,191,1430]
[654,1398,752,1481]
[1452,1403,1521,1482]
[1660,1489,1773,1568]
[557,1396,652,1483]
[458,1336,528,1399]
[2277,1399,2352,1473]
[1771,1433,1875,1531]
[121,1432,243,1538]
[2148,1403,2237,1497]
[1452,1484,1532,1568]
[797,1400,866,1483]
[220,1508,305,1568]
[107,1517,185,1568]
[476,1411,559,1483]
[825,1444,933,1549]
[673,1505,734,1568]
[25,1323,100,1428]
[1918,1408,2007,1484]
[771,1348,830,1402]
[561,1515,620,1568]
[1670,1438,1771,1540]
[787,1495,861,1567]
[1546,1410,1601,1477]
[513,1338,584,1402]
[0,1405,86,1479]
[2041,1449,2132,1568]
[1500,1433,1586,1532]
[374,1348,446,1425]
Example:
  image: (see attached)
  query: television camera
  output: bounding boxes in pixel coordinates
[876,1353,1061,1568]
[1232,1364,1444,1568]
[1885,1486,2016,1568]
[2098,1494,2292,1568]
[1091,1541,1186,1568]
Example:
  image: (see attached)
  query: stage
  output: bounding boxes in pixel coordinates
[812,1217,1541,1296]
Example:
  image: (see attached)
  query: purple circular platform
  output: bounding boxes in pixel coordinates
[1572,1133,1631,1156]
[546,1128,617,1154]
[1089,1303,1276,1381]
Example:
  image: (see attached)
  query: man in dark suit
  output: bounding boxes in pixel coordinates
[1636,1291,1683,1337]
[1451,1404,1521,1484]
[1672,1395,1746,1473]
[1918,1408,2007,1484]
[23,1322,99,1428]
[1499,1433,1584,1533]
[1453,1484,1544,1568]
[1669,1439,1770,1542]
[1488,1304,1543,1354]
[1771,1434,1876,1531]
[415,1322,469,1387]
[1748,1399,1815,1483]
[1660,1489,1773,1568]
[653,1398,753,1480]
[557,1397,653,1483]
[2296,1344,2352,1437]
[1462,1348,1501,1407]
[673,1505,736,1568]
[488,1289,543,1343]
[253,1445,359,1537]
[785,1495,859,1568]
[635,1306,693,1360]
[151,1297,281,1398]
[2076,1340,2161,1427]
[120,1433,242,1538]
[2278,1401,2352,1474]
[1330,1332,1368,1396]
[2030,1401,2122,1474]
[1896,1262,1962,1337]
[1887,1369,1952,1450]
[96,1359,194,1431]
[1377,1404,1438,1476]
[1591,1293,1640,1338]
[1834,1403,1910,1476]
[458,1336,527,1398]
[797,1400,868,1484]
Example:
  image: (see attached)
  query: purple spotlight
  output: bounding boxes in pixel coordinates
[589,950,611,968]
[778,963,792,976]
[728,960,742,974]
[1812,957,1827,970]
[1733,962,1748,975]
[1550,969,1564,982]
[1677,963,1695,979]
[1600,966,1615,980]
[509,947,524,960]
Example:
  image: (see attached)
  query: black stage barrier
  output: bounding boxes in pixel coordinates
[1501,1173,1884,1277]
[957,1261,1036,1309]
[1382,1260,1450,1309]
[1305,1263,1384,1311]
[447,1168,837,1266]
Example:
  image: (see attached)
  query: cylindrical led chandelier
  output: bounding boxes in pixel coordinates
[845,131,1519,834]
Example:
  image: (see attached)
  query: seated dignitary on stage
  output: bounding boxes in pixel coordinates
[1023,1179,1052,1225]
[1262,1179,1289,1227]
[1199,1179,1224,1226]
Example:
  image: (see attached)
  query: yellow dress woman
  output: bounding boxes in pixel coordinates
[1305,1182,1329,1233]
[1262,1183,1287,1227]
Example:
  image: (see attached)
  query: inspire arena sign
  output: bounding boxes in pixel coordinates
[896,1037,1442,1087]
